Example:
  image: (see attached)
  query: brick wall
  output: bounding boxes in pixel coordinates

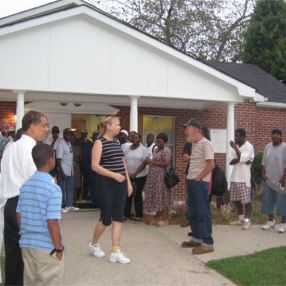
[235,101,286,153]
[0,101,16,128]
[116,105,228,200]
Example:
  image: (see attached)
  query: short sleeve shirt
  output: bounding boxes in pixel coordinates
[146,143,156,159]
[125,144,149,178]
[16,171,62,252]
[229,141,254,187]
[56,139,73,176]
[262,142,286,191]
[187,137,214,182]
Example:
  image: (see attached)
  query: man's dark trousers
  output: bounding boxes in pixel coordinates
[187,179,214,246]
[4,196,23,286]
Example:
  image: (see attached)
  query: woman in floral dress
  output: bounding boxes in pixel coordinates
[144,132,172,226]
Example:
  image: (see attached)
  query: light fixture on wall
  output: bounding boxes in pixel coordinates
[73,103,82,107]
[14,113,17,122]
[60,102,68,106]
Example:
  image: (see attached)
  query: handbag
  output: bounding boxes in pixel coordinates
[164,167,180,188]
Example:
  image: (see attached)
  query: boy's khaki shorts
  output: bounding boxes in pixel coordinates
[22,247,64,286]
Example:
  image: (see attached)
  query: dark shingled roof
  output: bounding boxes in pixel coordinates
[206,61,286,103]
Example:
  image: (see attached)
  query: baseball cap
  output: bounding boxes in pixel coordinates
[121,130,129,136]
[63,128,72,133]
[182,118,204,130]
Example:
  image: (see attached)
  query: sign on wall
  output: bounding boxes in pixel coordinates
[210,129,227,153]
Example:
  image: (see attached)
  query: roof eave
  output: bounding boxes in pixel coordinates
[0,0,86,27]
[257,101,286,109]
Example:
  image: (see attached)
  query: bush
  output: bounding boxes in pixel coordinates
[251,152,263,188]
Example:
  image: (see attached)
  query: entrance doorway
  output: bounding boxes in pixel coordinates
[71,114,106,138]
[142,115,176,163]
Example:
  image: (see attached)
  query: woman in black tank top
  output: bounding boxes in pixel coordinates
[88,116,133,264]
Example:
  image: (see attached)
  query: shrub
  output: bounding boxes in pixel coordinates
[251,152,263,189]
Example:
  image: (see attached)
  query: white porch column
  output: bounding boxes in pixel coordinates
[16,90,25,131]
[129,96,139,132]
[226,102,235,184]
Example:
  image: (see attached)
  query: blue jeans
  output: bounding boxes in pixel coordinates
[187,179,214,246]
[261,183,286,217]
[58,176,74,208]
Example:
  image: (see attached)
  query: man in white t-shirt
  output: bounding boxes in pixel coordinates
[146,133,156,159]
[229,128,254,230]
[118,130,132,154]
[124,133,148,220]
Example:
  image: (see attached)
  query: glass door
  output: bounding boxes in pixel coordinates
[142,115,176,164]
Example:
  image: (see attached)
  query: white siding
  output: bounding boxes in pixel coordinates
[0,15,239,102]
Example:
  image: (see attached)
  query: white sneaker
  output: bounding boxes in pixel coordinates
[88,242,105,258]
[62,208,69,214]
[262,220,276,230]
[278,224,286,233]
[242,219,252,230]
[109,252,131,264]
[65,206,80,212]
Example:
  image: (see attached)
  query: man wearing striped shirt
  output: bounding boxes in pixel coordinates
[16,143,64,285]
[181,118,215,255]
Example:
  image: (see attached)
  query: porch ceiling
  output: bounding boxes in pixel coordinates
[0,90,224,111]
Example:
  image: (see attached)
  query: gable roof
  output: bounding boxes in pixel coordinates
[206,61,286,103]
[0,0,197,60]
[0,0,259,102]
[0,0,280,104]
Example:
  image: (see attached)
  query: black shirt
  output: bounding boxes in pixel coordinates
[183,142,192,175]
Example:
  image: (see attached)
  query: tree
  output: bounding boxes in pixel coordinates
[89,0,254,62]
[241,0,286,82]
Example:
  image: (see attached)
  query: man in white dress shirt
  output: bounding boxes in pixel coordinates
[0,110,49,286]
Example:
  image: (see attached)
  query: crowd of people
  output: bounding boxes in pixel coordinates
[0,111,285,285]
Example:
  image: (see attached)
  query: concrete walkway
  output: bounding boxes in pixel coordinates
[62,211,286,286]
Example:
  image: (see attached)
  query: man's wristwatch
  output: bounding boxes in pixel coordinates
[50,245,64,255]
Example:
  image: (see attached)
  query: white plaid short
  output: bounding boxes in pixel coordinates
[229,182,252,204]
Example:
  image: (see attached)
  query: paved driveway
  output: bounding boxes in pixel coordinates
[62,211,235,286]
[63,211,286,286]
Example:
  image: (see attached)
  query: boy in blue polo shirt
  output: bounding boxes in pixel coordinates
[16,143,64,285]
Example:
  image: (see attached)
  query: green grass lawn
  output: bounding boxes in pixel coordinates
[207,247,286,286]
